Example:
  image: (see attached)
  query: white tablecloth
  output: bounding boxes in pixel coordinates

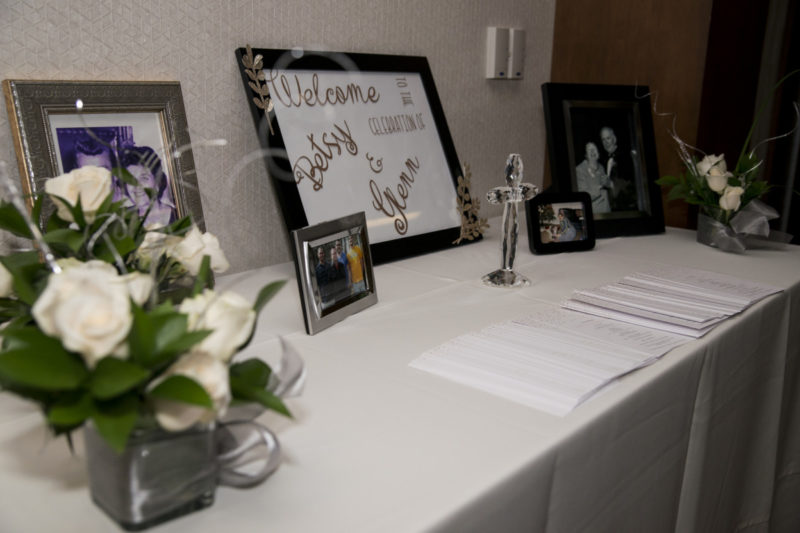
[1,222,799,532]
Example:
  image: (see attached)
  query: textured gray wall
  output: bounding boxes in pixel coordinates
[0,0,555,272]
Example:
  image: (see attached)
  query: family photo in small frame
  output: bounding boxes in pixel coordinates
[2,80,205,229]
[541,83,664,238]
[292,211,377,335]
[526,191,595,254]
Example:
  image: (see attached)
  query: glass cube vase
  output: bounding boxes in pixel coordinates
[83,423,218,531]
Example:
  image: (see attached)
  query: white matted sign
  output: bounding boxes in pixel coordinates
[237,48,472,263]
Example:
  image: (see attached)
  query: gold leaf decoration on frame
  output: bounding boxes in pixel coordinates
[453,163,489,244]
[241,44,275,135]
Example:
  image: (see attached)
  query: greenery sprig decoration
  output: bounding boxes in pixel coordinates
[453,163,489,244]
[241,44,275,136]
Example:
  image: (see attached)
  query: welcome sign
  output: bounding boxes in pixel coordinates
[237,48,470,263]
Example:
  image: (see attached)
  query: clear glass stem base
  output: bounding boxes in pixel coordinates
[482,268,530,288]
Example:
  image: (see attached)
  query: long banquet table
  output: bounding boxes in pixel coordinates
[1,222,799,532]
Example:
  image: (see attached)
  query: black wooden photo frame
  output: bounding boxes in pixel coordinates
[525,191,595,254]
[541,83,664,238]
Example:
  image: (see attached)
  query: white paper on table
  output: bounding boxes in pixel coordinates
[562,266,783,338]
[562,299,717,338]
[622,266,782,307]
[410,309,691,417]
[573,285,732,322]
[568,292,727,329]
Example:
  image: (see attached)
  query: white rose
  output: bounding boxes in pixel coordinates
[0,262,13,298]
[55,257,85,271]
[179,289,255,363]
[44,166,111,223]
[719,186,745,212]
[121,271,154,306]
[696,154,733,193]
[170,226,230,275]
[151,351,231,432]
[136,230,182,269]
[705,165,732,193]
[31,262,132,368]
[696,154,727,176]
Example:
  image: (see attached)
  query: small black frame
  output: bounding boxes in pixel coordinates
[526,191,595,254]
[541,82,664,238]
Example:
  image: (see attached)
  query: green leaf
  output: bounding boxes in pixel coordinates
[128,303,156,365]
[0,251,45,305]
[92,233,137,264]
[42,228,85,254]
[230,378,291,417]
[89,358,150,399]
[45,210,72,232]
[236,279,287,353]
[164,215,193,235]
[666,184,689,202]
[0,201,34,239]
[153,313,189,353]
[51,193,87,228]
[254,280,286,314]
[31,194,44,229]
[192,255,212,296]
[159,330,212,358]
[736,68,800,167]
[91,394,140,453]
[655,175,680,186]
[148,375,213,408]
[111,167,140,188]
[0,298,30,322]
[0,337,87,391]
[130,308,211,369]
[47,391,93,427]
[229,358,272,389]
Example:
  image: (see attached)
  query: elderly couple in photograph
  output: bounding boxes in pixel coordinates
[575,126,637,213]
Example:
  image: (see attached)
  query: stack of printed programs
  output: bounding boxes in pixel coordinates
[562,266,782,338]
[410,266,782,416]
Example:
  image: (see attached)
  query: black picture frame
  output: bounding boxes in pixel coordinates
[541,83,664,238]
[236,47,472,264]
[291,211,377,335]
[525,191,595,254]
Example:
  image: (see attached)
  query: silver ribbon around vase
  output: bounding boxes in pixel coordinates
[697,199,793,253]
[217,337,306,487]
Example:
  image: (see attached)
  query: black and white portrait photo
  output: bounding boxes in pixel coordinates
[541,83,665,238]
[567,106,643,216]
[52,120,178,227]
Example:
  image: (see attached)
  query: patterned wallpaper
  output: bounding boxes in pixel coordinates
[0,0,555,273]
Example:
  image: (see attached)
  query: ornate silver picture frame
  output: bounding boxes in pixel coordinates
[2,80,205,229]
[292,211,377,335]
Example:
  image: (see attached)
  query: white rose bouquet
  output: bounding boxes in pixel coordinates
[656,149,768,226]
[0,164,289,452]
[656,70,799,251]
